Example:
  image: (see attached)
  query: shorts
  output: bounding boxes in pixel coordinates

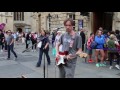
[87,48,93,55]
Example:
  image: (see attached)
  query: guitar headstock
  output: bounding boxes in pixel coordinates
[79,53,88,58]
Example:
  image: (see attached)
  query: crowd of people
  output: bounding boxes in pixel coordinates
[86,27,120,70]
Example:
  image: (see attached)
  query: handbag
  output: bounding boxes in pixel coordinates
[90,40,97,49]
[27,40,31,44]
[52,48,56,56]
[37,41,42,48]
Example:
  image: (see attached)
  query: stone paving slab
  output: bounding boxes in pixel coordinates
[0,64,34,78]
[0,43,120,78]
[0,60,17,67]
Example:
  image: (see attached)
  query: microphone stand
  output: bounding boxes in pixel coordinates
[43,50,45,78]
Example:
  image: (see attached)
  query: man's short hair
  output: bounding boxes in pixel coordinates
[64,18,74,26]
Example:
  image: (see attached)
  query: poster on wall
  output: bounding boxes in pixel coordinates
[78,20,83,30]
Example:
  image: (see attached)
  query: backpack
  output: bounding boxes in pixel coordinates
[88,37,97,49]
[107,40,117,52]
[90,40,97,49]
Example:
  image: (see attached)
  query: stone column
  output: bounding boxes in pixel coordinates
[113,12,120,30]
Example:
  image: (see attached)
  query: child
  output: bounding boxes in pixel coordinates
[87,33,94,63]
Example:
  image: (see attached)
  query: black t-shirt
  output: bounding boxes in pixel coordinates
[39,35,50,49]
[26,34,30,40]
[116,34,120,43]
[80,31,85,44]
[0,33,5,44]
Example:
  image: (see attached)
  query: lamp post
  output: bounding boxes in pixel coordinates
[48,14,52,31]
[38,14,41,33]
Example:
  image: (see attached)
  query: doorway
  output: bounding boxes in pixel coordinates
[17,28,22,33]
[93,12,113,34]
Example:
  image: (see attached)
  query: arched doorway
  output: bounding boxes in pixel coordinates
[93,12,113,34]
[17,28,22,33]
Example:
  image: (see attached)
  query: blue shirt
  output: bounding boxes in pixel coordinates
[95,35,105,49]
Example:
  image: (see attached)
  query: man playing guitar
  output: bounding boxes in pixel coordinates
[56,18,83,78]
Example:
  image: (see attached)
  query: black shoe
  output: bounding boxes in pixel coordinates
[48,63,51,65]
[36,64,41,67]
[6,58,10,60]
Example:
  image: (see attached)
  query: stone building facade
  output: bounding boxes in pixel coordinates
[0,12,13,31]
[38,12,120,38]
[0,12,39,33]
[13,12,39,33]
[1,12,120,37]
[38,12,89,33]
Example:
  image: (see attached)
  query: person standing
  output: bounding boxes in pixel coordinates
[107,34,120,70]
[53,31,62,56]
[6,30,17,60]
[94,30,106,67]
[22,32,25,44]
[54,31,62,49]
[25,32,31,49]
[12,32,17,48]
[86,33,94,63]
[52,31,56,47]
[36,30,51,67]
[0,30,5,52]
[4,31,8,51]
[31,32,37,52]
[80,28,86,51]
[56,18,82,78]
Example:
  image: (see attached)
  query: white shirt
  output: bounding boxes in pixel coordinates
[55,34,63,52]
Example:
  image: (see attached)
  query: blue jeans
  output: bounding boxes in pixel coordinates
[8,44,17,58]
[37,48,51,66]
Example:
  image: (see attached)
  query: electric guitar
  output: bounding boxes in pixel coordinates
[56,52,88,66]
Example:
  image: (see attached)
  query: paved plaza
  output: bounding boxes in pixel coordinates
[0,42,120,78]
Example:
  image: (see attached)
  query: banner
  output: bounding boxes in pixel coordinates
[78,20,83,30]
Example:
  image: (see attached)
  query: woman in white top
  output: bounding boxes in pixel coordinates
[54,31,63,52]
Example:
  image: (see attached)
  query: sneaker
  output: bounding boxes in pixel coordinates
[100,63,106,67]
[88,59,93,63]
[115,64,120,70]
[48,63,51,65]
[36,64,40,67]
[96,63,100,67]
[109,66,113,69]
